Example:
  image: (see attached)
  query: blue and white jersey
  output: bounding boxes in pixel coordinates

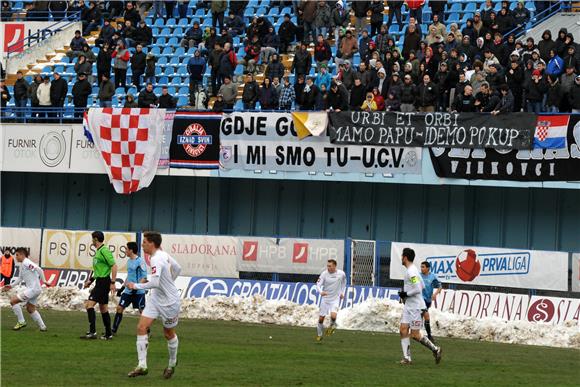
[124,256,148,295]
[421,272,441,302]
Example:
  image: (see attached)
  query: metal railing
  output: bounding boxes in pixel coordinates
[6,11,81,58]
[504,1,567,39]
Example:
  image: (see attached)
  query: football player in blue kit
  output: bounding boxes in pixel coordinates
[420,261,442,343]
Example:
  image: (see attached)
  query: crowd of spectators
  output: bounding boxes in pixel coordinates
[1,0,579,118]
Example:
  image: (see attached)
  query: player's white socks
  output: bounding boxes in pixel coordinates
[137,335,149,369]
[317,323,324,337]
[419,336,438,352]
[30,311,46,329]
[12,304,25,324]
[401,337,411,361]
[168,335,179,367]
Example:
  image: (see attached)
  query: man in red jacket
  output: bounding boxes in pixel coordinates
[407,0,425,25]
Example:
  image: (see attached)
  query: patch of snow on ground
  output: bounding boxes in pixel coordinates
[2,287,578,349]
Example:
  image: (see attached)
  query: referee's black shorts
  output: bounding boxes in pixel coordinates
[89,277,111,304]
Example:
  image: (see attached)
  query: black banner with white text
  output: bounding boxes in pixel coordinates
[328,111,536,150]
[169,112,221,169]
[429,115,580,181]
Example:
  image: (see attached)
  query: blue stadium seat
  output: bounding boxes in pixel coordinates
[465,3,476,12]
[178,18,189,27]
[151,46,161,55]
[168,37,178,45]
[178,96,189,106]
[154,19,164,27]
[179,86,189,95]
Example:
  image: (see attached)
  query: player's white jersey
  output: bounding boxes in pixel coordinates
[12,258,45,292]
[137,250,181,307]
[403,264,426,310]
[316,269,347,301]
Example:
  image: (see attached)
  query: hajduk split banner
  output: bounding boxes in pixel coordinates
[328,111,536,149]
[169,112,221,169]
[390,242,568,291]
[219,112,421,174]
[429,115,580,181]
[236,237,345,275]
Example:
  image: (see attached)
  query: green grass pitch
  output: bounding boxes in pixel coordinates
[1,309,578,386]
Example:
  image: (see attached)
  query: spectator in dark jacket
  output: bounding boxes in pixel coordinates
[416,74,438,112]
[218,43,237,80]
[292,42,312,77]
[545,75,563,112]
[314,35,332,67]
[49,72,68,116]
[72,73,92,117]
[506,59,524,111]
[278,14,296,54]
[570,75,580,113]
[242,73,259,109]
[352,0,371,34]
[13,71,30,118]
[138,83,159,107]
[349,78,366,110]
[326,82,349,111]
[130,44,146,90]
[513,1,530,32]
[491,84,514,115]
[399,75,416,112]
[123,1,141,27]
[96,19,115,47]
[0,80,10,116]
[538,30,555,63]
[187,49,206,92]
[98,74,115,107]
[67,30,87,58]
[451,84,476,112]
[265,54,285,81]
[158,87,176,108]
[301,77,319,110]
[525,69,547,113]
[224,11,244,37]
[259,78,278,110]
[97,43,112,83]
[81,1,102,35]
[135,20,153,46]
[181,21,203,48]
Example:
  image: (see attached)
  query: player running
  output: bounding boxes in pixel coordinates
[315,259,346,342]
[112,242,147,335]
[126,231,182,379]
[420,261,442,343]
[80,231,117,340]
[398,248,442,365]
[2,248,47,331]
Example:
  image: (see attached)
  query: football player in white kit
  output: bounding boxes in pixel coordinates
[2,248,47,331]
[126,232,182,379]
[398,247,442,365]
[315,259,346,342]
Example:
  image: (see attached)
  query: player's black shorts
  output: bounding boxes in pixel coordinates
[422,299,432,312]
[89,277,111,304]
[119,292,146,310]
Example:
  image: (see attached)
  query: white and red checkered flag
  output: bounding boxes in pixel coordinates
[83,108,166,194]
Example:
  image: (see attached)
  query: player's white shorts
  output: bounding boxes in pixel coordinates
[401,307,423,330]
[17,288,41,305]
[142,298,181,328]
[319,298,340,316]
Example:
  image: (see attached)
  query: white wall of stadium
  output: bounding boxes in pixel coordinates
[2,123,580,190]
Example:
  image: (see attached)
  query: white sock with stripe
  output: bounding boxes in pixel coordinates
[30,311,46,329]
[168,335,179,367]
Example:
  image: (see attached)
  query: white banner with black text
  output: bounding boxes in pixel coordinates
[219,112,421,174]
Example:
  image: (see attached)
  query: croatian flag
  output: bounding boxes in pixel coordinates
[533,115,569,149]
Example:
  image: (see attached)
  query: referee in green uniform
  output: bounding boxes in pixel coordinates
[80,231,117,340]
